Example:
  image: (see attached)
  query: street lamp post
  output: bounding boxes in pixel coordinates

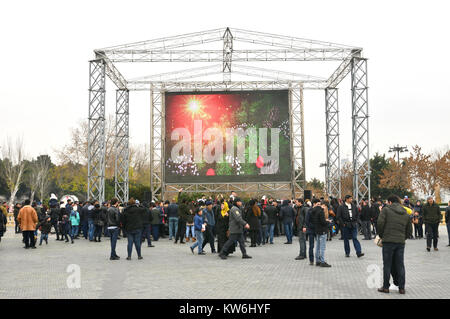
[320,162,328,196]
[389,144,408,165]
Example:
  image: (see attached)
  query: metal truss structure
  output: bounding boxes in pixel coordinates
[325,88,341,198]
[351,57,370,202]
[88,27,369,202]
[114,89,129,203]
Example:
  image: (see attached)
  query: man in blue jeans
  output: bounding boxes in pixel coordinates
[190,209,206,255]
[337,195,365,258]
[166,200,179,240]
[280,199,295,244]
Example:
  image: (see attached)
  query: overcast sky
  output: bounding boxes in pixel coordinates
[0,0,448,182]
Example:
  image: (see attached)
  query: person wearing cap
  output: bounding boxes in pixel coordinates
[219,198,252,260]
[422,196,442,252]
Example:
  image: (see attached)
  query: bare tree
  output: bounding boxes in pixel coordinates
[55,115,116,178]
[36,155,52,201]
[27,160,40,203]
[1,137,26,208]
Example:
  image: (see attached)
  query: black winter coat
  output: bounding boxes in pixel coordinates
[264,205,278,224]
[280,202,295,224]
[120,205,144,232]
[310,206,328,235]
[360,205,371,221]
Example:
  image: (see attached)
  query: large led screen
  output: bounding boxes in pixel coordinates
[164,90,291,183]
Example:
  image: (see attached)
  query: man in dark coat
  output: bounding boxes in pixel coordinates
[377,195,413,294]
[336,195,364,258]
[14,203,22,234]
[310,199,331,267]
[422,196,443,251]
[295,199,307,260]
[360,199,372,240]
[219,198,251,260]
[141,202,154,248]
[279,199,295,244]
[265,200,278,244]
[445,201,450,247]
[175,196,188,244]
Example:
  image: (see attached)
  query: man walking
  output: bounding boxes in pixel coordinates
[190,209,206,255]
[422,196,443,252]
[219,198,252,260]
[17,200,38,249]
[377,195,413,294]
[337,195,364,258]
[201,201,216,253]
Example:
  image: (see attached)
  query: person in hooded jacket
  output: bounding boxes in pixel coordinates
[377,195,413,294]
[280,199,295,244]
[121,198,144,260]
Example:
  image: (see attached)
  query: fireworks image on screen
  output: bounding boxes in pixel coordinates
[165,91,291,183]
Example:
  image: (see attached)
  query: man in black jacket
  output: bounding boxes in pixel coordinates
[141,202,154,248]
[336,195,364,258]
[310,199,331,267]
[360,199,372,240]
[49,204,60,240]
[265,200,278,244]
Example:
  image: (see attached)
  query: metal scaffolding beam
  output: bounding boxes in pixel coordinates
[114,89,130,203]
[128,80,326,91]
[351,57,370,202]
[87,60,106,202]
[325,88,341,198]
[101,48,354,63]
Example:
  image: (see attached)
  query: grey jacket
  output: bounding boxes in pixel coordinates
[377,202,412,244]
[228,205,248,234]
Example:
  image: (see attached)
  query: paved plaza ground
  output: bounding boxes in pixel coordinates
[0,225,449,299]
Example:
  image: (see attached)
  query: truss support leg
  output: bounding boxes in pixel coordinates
[290,84,305,198]
[87,59,106,202]
[325,88,341,198]
[114,89,130,203]
[150,88,164,201]
[351,57,370,202]
[223,27,233,82]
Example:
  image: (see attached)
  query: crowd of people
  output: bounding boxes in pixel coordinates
[0,191,449,295]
